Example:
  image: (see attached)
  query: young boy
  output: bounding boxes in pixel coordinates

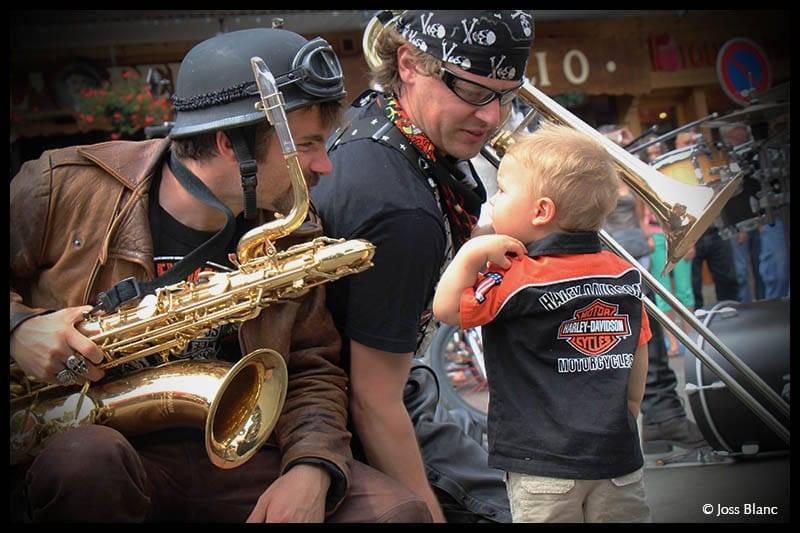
[433,123,652,523]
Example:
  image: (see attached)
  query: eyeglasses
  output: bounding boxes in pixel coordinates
[439,67,522,107]
[273,37,345,98]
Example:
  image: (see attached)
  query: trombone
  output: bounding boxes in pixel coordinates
[362,11,789,447]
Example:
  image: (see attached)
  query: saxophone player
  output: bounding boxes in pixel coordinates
[10,28,430,523]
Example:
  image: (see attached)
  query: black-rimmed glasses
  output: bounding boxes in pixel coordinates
[439,67,521,107]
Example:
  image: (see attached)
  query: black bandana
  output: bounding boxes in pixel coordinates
[397,10,534,81]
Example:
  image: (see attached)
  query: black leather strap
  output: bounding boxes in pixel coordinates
[92,153,236,314]
[227,128,259,221]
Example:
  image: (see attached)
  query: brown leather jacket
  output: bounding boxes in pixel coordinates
[10,138,352,511]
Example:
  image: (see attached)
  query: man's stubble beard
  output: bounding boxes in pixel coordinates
[270,184,297,216]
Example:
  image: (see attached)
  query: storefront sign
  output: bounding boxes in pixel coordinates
[526,38,650,95]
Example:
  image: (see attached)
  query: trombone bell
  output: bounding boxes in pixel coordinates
[506,81,743,276]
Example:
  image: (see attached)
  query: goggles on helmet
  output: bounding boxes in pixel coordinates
[273,37,344,98]
[171,37,344,114]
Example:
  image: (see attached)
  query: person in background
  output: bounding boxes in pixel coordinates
[641,134,667,164]
[719,124,764,303]
[668,127,740,310]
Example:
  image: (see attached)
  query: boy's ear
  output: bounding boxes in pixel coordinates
[531,197,556,226]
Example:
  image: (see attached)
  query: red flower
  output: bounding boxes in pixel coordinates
[84,114,95,124]
[113,112,122,120]
[111,132,121,140]
[144,115,155,125]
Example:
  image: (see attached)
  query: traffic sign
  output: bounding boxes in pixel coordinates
[716,38,772,106]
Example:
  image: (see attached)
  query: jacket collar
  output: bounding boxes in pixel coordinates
[78,138,171,190]
[526,231,602,258]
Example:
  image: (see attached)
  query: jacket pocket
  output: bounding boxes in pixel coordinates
[520,475,576,495]
[611,468,643,487]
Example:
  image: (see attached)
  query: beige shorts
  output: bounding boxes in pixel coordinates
[505,468,651,523]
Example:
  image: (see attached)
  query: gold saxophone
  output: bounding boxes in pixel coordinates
[10,57,376,468]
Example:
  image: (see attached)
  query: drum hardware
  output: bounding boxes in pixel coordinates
[694,306,738,320]
[751,82,789,105]
[649,446,735,468]
[653,141,735,187]
[685,381,727,394]
[628,113,719,156]
[622,124,658,150]
[704,102,789,128]
[718,219,762,240]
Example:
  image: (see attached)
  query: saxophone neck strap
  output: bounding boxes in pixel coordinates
[91,153,236,314]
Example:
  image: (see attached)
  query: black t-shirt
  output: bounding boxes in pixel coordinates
[144,170,250,366]
[312,99,447,366]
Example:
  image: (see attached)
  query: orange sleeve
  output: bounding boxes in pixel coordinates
[460,258,526,329]
[638,301,652,347]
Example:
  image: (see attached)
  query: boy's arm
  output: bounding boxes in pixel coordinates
[627,342,649,418]
[433,234,526,326]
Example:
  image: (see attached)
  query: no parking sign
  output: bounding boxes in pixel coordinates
[716,38,772,106]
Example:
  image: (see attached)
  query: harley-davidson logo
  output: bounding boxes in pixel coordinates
[557,299,631,356]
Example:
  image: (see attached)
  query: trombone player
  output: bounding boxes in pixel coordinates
[313,10,534,521]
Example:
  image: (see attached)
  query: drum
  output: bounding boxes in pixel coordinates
[716,175,763,238]
[652,141,733,186]
[684,298,790,454]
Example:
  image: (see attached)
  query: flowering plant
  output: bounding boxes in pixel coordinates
[75,69,172,139]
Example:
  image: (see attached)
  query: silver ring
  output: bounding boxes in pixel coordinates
[55,368,77,386]
[66,353,89,377]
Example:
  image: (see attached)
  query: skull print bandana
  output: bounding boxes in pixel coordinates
[396,10,534,81]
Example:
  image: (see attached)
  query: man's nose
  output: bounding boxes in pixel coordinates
[474,98,503,128]
[310,151,333,176]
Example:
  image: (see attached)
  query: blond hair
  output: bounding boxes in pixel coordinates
[370,25,443,95]
[506,123,620,232]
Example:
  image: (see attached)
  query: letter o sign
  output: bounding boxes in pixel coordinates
[563,50,589,85]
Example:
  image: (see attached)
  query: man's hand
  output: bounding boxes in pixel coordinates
[246,464,330,523]
[10,306,105,383]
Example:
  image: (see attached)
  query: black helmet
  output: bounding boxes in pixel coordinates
[170,28,346,139]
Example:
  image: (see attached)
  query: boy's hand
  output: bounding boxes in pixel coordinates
[462,234,527,270]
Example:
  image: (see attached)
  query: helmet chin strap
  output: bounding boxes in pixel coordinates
[226,128,259,220]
